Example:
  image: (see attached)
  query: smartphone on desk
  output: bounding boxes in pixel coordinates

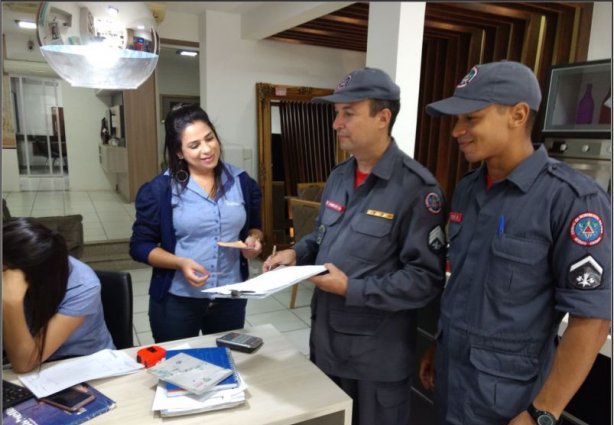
[216,332,264,353]
[40,385,95,412]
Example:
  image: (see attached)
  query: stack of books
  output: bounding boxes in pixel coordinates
[148,347,247,417]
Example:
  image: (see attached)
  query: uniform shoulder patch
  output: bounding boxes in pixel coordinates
[428,225,446,253]
[570,212,604,246]
[547,159,600,197]
[424,192,442,214]
[568,255,603,289]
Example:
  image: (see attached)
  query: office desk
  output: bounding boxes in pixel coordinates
[5,324,352,425]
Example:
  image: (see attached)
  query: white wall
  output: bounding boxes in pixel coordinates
[587,2,612,60]
[61,82,115,191]
[201,10,365,177]
[156,51,200,163]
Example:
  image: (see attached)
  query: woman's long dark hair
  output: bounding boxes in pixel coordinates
[164,103,225,194]
[2,218,69,366]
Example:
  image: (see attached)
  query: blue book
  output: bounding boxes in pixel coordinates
[164,347,239,396]
[2,383,115,425]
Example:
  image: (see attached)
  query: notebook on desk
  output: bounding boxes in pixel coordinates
[164,347,240,397]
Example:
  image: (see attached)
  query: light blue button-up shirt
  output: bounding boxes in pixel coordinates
[170,164,246,298]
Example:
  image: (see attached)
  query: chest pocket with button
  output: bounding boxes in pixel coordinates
[348,213,393,263]
[486,234,550,303]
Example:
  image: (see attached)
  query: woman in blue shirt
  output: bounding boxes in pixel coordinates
[2,218,114,373]
[130,104,263,343]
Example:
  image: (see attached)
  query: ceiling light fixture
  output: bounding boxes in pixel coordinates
[177,50,198,57]
[16,20,37,30]
[36,2,159,90]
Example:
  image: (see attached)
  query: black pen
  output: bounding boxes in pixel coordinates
[230,289,256,298]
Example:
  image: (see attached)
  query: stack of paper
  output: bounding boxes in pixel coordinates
[149,347,247,417]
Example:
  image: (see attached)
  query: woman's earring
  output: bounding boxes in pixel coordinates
[175,159,189,183]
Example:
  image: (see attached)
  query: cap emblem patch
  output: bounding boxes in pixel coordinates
[457,66,478,88]
[570,212,604,246]
[337,75,352,90]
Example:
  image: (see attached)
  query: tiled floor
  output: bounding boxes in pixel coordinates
[3,189,135,242]
[3,186,314,356]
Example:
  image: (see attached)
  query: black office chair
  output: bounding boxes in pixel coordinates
[95,270,134,349]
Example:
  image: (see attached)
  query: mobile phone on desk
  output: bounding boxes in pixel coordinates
[216,332,264,353]
[40,386,95,412]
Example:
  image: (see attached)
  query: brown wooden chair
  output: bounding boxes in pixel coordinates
[287,197,321,308]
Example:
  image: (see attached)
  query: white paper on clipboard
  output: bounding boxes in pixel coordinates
[201,265,326,298]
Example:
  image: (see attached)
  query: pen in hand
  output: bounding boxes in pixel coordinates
[268,245,277,271]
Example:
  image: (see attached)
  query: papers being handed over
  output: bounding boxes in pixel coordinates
[148,352,233,396]
[202,265,327,299]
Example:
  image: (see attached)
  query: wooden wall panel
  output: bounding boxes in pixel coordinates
[415,2,594,203]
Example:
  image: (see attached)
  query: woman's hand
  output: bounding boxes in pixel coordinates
[178,258,209,287]
[2,268,29,304]
[241,234,263,260]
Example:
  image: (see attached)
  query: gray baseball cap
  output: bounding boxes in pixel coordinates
[426,61,541,117]
[313,67,400,103]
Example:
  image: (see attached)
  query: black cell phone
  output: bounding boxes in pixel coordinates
[216,332,264,353]
[40,386,95,412]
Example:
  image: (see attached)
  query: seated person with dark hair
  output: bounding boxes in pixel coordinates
[2,218,114,373]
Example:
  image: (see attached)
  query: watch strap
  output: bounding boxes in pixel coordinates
[527,403,561,425]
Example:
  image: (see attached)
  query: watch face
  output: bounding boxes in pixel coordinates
[537,415,555,425]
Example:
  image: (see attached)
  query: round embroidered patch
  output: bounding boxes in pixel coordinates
[457,66,478,88]
[570,212,604,246]
[425,192,442,214]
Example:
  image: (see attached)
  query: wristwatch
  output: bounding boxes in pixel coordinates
[527,403,561,425]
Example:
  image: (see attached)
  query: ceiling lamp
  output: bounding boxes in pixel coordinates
[36,2,159,90]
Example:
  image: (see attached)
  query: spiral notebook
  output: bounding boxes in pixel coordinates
[164,347,240,397]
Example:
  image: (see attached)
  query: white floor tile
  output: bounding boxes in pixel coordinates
[137,331,155,346]
[291,306,312,326]
[133,312,150,333]
[246,296,286,315]
[246,310,308,333]
[133,294,149,314]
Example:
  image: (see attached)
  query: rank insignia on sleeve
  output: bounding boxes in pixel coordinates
[425,192,442,214]
[428,225,445,253]
[570,212,604,246]
[568,255,603,289]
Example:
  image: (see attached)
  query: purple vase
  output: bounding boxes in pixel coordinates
[576,83,594,124]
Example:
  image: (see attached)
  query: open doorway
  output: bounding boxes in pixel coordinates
[11,75,68,190]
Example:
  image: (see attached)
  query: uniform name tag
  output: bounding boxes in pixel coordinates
[325,200,346,212]
[449,212,463,223]
[366,209,394,220]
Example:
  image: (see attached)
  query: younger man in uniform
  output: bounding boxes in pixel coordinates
[420,60,611,425]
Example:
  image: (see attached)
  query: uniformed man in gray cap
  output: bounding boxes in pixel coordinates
[264,67,446,425]
[419,60,611,425]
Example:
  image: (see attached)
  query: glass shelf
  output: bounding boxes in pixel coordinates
[542,60,611,134]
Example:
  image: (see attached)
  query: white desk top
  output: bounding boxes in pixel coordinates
[5,324,352,425]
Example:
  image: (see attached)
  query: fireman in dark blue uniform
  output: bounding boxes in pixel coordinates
[264,68,446,425]
[419,61,611,425]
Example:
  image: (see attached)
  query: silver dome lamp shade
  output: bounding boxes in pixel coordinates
[36,2,159,90]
